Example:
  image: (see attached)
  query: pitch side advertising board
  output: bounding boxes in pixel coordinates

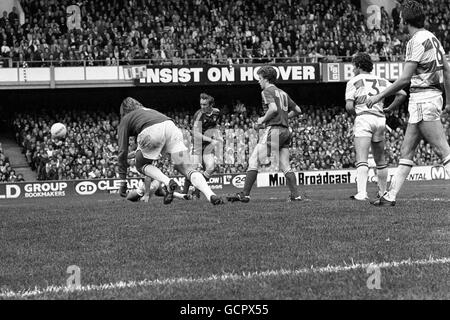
[322,58,450,82]
[256,166,449,187]
[137,63,320,86]
[0,174,246,200]
[0,167,447,200]
[322,62,405,82]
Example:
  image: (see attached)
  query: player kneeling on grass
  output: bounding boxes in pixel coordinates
[117,97,224,205]
[345,53,407,201]
[127,177,192,202]
[227,65,304,203]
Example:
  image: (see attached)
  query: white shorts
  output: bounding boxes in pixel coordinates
[354,114,386,142]
[408,95,443,124]
[137,120,187,160]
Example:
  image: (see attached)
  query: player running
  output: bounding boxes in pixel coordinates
[367,0,450,206]
[227,65,304,203]
[117,97,223,205]
[182,93,221,199]
[345,53,407,201]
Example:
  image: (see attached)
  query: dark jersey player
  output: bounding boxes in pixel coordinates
[227,66,304,203]
[182,93,221,198]
[117,97,223,205]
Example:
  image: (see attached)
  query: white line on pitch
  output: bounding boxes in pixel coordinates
[407,198,450,202]
[1,256,449,299]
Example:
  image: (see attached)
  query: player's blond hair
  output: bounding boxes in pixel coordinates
[120,97,144,117]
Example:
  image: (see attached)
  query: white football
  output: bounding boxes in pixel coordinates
[51,123,67,139]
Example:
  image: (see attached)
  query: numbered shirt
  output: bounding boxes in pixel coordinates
[262,84,297,128]
[345,74,392,117]
[405,29,445,100]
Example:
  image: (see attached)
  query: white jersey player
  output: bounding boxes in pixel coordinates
[346,53,407,201]
[367,0,450,206]
[126,177,192,202]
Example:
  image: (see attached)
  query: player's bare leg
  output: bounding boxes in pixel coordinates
[353,137,371,201]
[373,124,421,206]
[279,148,302,201]
[134,150,179,205]
[172,151,223,205]
[418,120,450,175]
[371,140,388,197]
[140,163,179,204]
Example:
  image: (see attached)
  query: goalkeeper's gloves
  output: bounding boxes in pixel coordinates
[119,181,128,198]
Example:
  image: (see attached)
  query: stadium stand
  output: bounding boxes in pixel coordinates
[0,0,448,67]
[2,0,450,181]
[0,141,25,183]
[11,103,450,181]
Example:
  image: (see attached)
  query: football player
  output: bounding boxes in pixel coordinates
[345,53,407,201]
[126,177,192,202]
[117,97,223,205]
[227,65,304,202]
[182,93,221,199]
[367,0,450,206]
[125,150,192,202]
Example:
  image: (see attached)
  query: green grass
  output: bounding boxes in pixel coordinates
[0,181,449,299]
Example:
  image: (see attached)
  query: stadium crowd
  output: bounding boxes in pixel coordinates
[11,103,450,181]
[0,141,25,182]
[0,0,448,67]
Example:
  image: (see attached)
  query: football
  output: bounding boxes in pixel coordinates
[50,122,67,139]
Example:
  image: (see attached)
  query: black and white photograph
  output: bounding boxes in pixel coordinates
[0,0,449,304]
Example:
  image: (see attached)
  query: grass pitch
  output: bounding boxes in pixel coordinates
[0,181,449,299]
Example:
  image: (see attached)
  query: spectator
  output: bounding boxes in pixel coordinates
[11,101,450,180]
[392,2,401,30]
[1,0,447,66]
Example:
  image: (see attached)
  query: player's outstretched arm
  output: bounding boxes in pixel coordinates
[367,62,417,108]
[384,90,408,114]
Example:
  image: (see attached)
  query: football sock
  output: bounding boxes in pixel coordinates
[182,179,192,194]
[376,164,388,196]
[284,170,299,197]
[203,171,211,180]
[243,170,258,196]
[189,171,214,201]
[356,162,369,197]
[443,154,450,176]
[143,165,171,187]
[386,159,414,201]
[148,179,161,195]
[173,192,186,200]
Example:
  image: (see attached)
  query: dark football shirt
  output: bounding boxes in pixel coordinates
[117,108,170,179]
